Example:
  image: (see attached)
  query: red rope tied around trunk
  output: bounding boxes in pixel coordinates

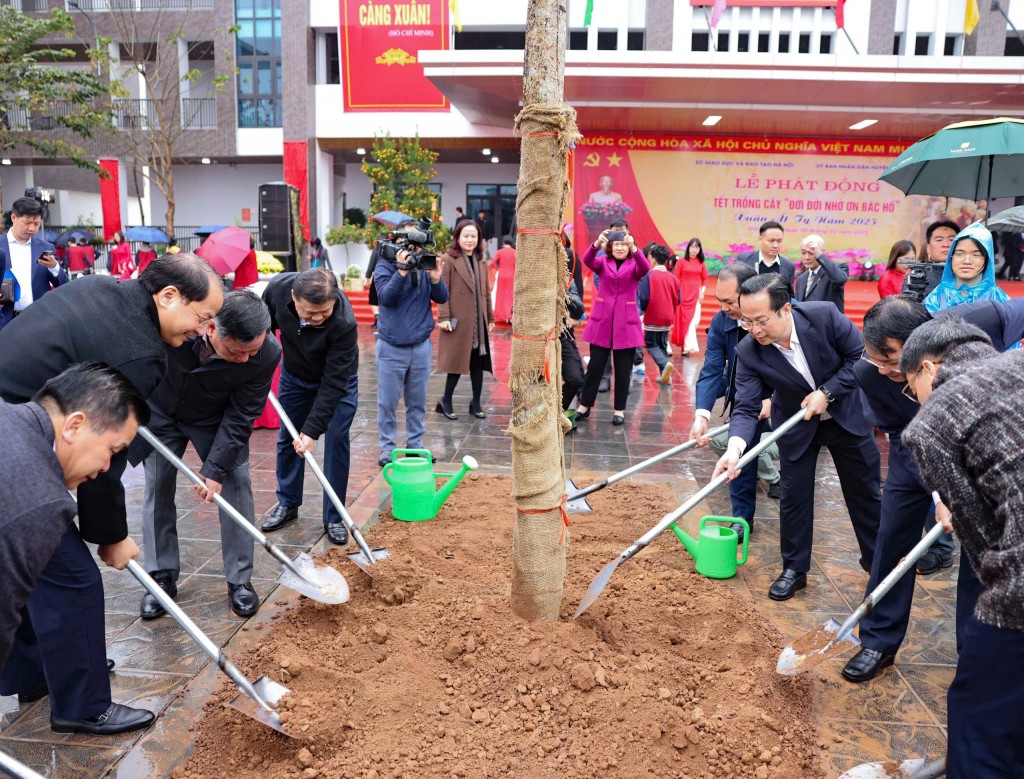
[511,324,559,382]
[518,494,571,545]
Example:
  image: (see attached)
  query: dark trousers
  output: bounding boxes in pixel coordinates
[947,614,1024,778]
[778,419,880,573]
[560,333,584,410]
[728,419,769,531]
[443,350,486,406]
[580,345,634,411]
[275,365,358,525]
[955,548,985,653]
[644,330,670,373]
[857,440,935,654]
[0,525,109,719]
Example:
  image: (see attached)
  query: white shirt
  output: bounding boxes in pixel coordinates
[758,251,779,269]
[727,321,828,454]
[6,229,58,311]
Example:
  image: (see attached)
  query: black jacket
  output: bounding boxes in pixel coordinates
[0,276,168,543]
[793,253,849,313]
[129,332,282,482]
[262,272,358,439]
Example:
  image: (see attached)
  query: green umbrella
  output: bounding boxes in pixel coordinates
[879,117,1024,203]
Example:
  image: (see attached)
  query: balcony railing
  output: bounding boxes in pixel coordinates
[180,97,216,129]
[113,98,159,130]
[0,99,95,132]
[0,0,50,12]
[63,0,212,10]
[238,97,281,128]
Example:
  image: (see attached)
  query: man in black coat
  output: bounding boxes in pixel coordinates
[735,220,795,287]
[794,234,849,313]
[261,268,359,546]
[0,365,148,670]
[713,274,880,601]
[129,290,281,621]
[0,253,223,735]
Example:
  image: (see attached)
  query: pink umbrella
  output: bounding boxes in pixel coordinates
[195,226,252,275]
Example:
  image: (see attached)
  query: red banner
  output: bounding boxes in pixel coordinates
[340,0,449,112]
[283,141,310,241]
[98,159,121,241]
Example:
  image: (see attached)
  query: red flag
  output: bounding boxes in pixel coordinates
[835,0,846,29]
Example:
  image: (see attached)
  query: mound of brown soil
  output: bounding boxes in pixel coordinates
[174,475,825,779]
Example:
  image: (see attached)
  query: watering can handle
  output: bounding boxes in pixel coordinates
[393,448,432,461]
[699,516,750,565]
[382,463,394,485]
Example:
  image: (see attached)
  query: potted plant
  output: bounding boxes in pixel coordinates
[343,263,365,292]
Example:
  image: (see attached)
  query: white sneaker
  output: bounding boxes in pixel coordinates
[633,365,646,376]
[657,362,674,386]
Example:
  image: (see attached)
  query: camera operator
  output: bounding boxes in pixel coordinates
[366,219,417,331]
[0,197,67,331]
[373,238,448,467]
[901,220,958,303]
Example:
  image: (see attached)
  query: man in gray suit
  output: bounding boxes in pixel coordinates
[130,291,281,619]
[794,234,849,313]
[736,220,795,288]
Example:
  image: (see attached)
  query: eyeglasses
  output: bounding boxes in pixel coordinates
[739,308,782,331]
[859,352,901,374]
[182,297,214,327]
[902,360,941,403]
[951,251,985,261]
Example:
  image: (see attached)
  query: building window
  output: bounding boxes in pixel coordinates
[798,32,811,54]
[944,34,960,55]
[758,32,770,53]
[737,32,750,53]
[892,34,903,55]
[778,32,790,53]
[569,30,587,49]
[717,30,729,51]
[597,29,617,50]
[915,34,931,55]
[235,0,282,128]
[692,32,709,52]
[454,30,526,49]
[325,32,340,84]
[820,33,832,54]
[1008,35,1024,56]
[627,31,644,50]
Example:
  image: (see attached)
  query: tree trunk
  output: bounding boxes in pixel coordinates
[508,0,576,622]
[163,161,175,238]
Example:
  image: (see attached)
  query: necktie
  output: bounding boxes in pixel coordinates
[805,270,816,298]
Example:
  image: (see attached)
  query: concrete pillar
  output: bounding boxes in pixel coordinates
[868,0,898,54]
[645,0,674,50]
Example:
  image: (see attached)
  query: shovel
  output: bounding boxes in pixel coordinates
[268,393,390,573]
[137,427,349,605]
[575,408,805,617]
[837,756,945,779]
[565,424,729,513]
[126,559,292,736]
[0,748,47,779]
[776,492,946,675]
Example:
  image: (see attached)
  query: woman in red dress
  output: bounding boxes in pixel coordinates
[135,242,158,275]
[877,240,916,298]
[669,237,708,356]
[107,231,134,278]
[491,235,516,324]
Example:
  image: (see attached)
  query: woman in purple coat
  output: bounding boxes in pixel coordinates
[576,229,651,426]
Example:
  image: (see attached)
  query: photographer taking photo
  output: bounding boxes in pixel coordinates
[373,225,448,467]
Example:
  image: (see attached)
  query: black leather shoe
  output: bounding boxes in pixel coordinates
[378,455,391,468]
[325,522,349,546]
[729,522,753,545]
[140,570,177,620]
[51,702,155,735]
[768,569,807,601]
[435,398,458,420]
[841,648,895,683]
[767,481,782,500]
[469,400,487,419]
[260,505,298,532]
[575,406,591,420]
[916,551,954,576]
[108,658,115,672]
[228,583,260,618]
[612,414,625,426]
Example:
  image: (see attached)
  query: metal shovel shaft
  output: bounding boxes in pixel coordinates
[138,426,317,589]
[575,409,805,616]
[0,749,46,779]
[126,560,279,719]
[268,393,380,566]
[567,424,729,502]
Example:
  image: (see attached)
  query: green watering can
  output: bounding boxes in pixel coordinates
[382,449,478,522]
[669,516,750,579]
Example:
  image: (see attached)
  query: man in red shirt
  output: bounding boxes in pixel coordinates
[637,244,681,385]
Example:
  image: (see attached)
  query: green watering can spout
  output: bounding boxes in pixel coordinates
[669,523,700,562]
[432,455,478,515]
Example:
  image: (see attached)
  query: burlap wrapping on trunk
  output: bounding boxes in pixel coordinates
[508,104,581,621]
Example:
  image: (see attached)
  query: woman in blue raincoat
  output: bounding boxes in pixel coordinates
[923,221,1011,313]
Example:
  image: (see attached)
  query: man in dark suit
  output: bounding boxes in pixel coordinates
[130,291,281,621]
[0,253,223,736]
[844,296,1024,683]
[794,234,849,313]
[0,197,67,330]
[713,274,880,601]
[735,220,795,288]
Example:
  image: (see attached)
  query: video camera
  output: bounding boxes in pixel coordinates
[901,261,944,303]
[377,216,438,272]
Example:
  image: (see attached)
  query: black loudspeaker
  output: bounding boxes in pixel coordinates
[259,182,296,253]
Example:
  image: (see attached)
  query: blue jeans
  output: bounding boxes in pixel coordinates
[275,365,358,526]
[376,338,432,458]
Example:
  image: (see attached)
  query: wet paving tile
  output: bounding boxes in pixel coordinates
[0,741,126,779]
[107,616,241,676]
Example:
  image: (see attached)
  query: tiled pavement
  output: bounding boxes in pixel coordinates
[0,327,958,777]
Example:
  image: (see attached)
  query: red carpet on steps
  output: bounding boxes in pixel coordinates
[344,276,1024,353]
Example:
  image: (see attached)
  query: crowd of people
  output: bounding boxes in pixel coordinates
[0,193,1021,777]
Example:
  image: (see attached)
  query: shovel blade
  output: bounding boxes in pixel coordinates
[347,546,391,574]
[776,618,861,675]
[565,478,593,514]
[229,675,292,736]
[574,558,621,617]
[277,552,350,604]
[837,757,945,779]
